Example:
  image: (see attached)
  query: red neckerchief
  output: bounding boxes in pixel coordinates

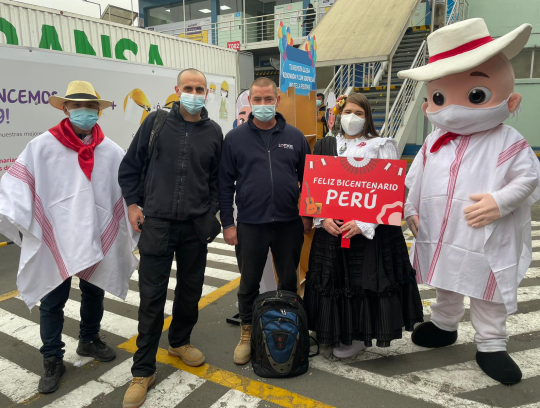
[49,118,105,180]
[430,132,460,153]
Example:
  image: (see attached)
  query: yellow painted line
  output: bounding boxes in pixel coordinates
[118,277,241,352]
[117,275,334,408]
[0,290,19,303]
[118,346,335,408]
[407,242,412,248]
[421,300,432,307]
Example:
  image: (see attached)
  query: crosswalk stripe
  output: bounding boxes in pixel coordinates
[0,308,93,367]
[27,297,139,339]
[421,285,540,315]
[206,252,238,265]
[395,348,540,394]
[39,357,132,408]
[202,267,239,281]
[208,241,235,252]
[310,356,493,408]
[342,309,540,363]
[128,272,217,302]
[209,389,262,408]
[532,229,540,236]
[144,370,206,407]
[98,357,133,388]
[532,221,540,227]
[42,380,114,408]
[0,356,39,403]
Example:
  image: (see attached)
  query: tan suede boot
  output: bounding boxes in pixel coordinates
[123,374,156,408]
[168,344,205,367]
[234,324,252,365]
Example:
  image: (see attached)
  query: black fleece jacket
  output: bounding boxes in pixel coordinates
[118,102,222,220]
[219,112,311,228]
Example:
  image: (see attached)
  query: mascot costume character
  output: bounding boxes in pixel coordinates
[399,18,539,385]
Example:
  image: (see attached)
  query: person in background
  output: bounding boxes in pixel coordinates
[302,3,316,35]
[303,93,424,358]
[219,77,312,366]
[0,80,138,394]
[316,92,328,138]
[119,68,223,408]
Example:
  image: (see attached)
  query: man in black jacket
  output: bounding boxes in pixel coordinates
[119,69,222,408]
[219,77,312,365]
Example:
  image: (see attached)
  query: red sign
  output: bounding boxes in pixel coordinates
[227,41,241,51]
[300,154,407,226]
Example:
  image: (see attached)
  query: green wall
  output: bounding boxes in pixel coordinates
[467,0,540,47]
[505,79,540,147]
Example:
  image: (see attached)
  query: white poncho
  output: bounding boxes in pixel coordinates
[0,131,139,309]
[405,125,540,314]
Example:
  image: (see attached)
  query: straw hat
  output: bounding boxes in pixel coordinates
[49,80,113,110]
[398,18,532,82]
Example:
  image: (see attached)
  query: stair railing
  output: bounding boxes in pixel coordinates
[379,40,428,138]
[380,0,468,139]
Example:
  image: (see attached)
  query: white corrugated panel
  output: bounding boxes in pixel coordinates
[0,0,238,77]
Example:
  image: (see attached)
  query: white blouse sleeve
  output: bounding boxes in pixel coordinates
[314,217,325,228]
[354,138,399,240]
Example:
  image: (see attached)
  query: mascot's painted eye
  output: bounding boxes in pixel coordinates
[468,87,492,104]
[432,91,445,106]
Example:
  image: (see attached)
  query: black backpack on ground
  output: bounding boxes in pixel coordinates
[251,290,318,378]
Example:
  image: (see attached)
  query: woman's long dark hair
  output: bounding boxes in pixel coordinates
[340,93,378,138]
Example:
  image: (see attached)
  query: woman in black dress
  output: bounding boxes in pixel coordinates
[303,93,423,358]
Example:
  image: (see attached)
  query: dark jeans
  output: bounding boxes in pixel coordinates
[132,217,207,377]
[236,218,304,324]
[40,277,104,360]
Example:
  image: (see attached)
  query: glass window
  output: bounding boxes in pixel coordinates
[532,50,540,79]
[511,49,533,79]
[184,0,212,20]
[219,0,242,15]
[147,3,184,26]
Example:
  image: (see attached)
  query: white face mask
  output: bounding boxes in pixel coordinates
[341,113,365,136]
[208,92,216,101]
[426,98,512,135]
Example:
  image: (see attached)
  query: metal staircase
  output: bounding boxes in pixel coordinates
[322,0,469,152]
[355,27,429,131]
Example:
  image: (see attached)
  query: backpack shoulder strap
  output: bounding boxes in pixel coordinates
[138,109,169,204]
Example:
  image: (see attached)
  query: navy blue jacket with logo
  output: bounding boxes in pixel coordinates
[219,112,311,228]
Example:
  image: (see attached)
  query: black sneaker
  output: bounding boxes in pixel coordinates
[76,333,116,362]
[38,357,65,394]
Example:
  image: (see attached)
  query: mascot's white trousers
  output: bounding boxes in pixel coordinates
[430,288,508,352]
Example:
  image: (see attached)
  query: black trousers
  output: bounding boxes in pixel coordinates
[40,277,104,359]
[132,217,207,377]
[236,218,304,324]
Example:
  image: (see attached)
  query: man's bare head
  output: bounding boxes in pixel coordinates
[175,69,207,97]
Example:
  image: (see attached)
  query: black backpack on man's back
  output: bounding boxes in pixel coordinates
[251,290,318,378]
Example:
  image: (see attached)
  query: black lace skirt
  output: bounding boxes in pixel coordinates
[304,224,423,348]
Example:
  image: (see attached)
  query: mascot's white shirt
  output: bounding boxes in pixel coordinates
[0,131,139,309]
[405,125,540,314]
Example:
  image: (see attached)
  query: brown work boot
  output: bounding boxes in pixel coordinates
[234,324,252,365]
[123,374,156,408]
[168,344,205,367]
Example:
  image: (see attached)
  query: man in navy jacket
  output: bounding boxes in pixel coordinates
[219,77,312,365]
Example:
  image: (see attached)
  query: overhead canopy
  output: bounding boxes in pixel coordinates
[304,0,421,66]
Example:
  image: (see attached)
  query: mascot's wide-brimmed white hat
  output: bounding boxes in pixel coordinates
[49,80,113,110]
[398,18,532,82]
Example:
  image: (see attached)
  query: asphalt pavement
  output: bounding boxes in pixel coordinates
[0,204,540,408]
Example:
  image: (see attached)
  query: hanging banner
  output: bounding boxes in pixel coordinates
[278,22,317,95]
[299,154,407,226]
[0,46,236,178]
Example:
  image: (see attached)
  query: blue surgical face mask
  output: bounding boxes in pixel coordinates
[252,103,276,122]
[69,107,99,131]
[316,100,322,107]
[181,93,206,114]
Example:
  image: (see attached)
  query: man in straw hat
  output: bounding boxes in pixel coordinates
[0,80,139,394]
[400,18,540,384]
